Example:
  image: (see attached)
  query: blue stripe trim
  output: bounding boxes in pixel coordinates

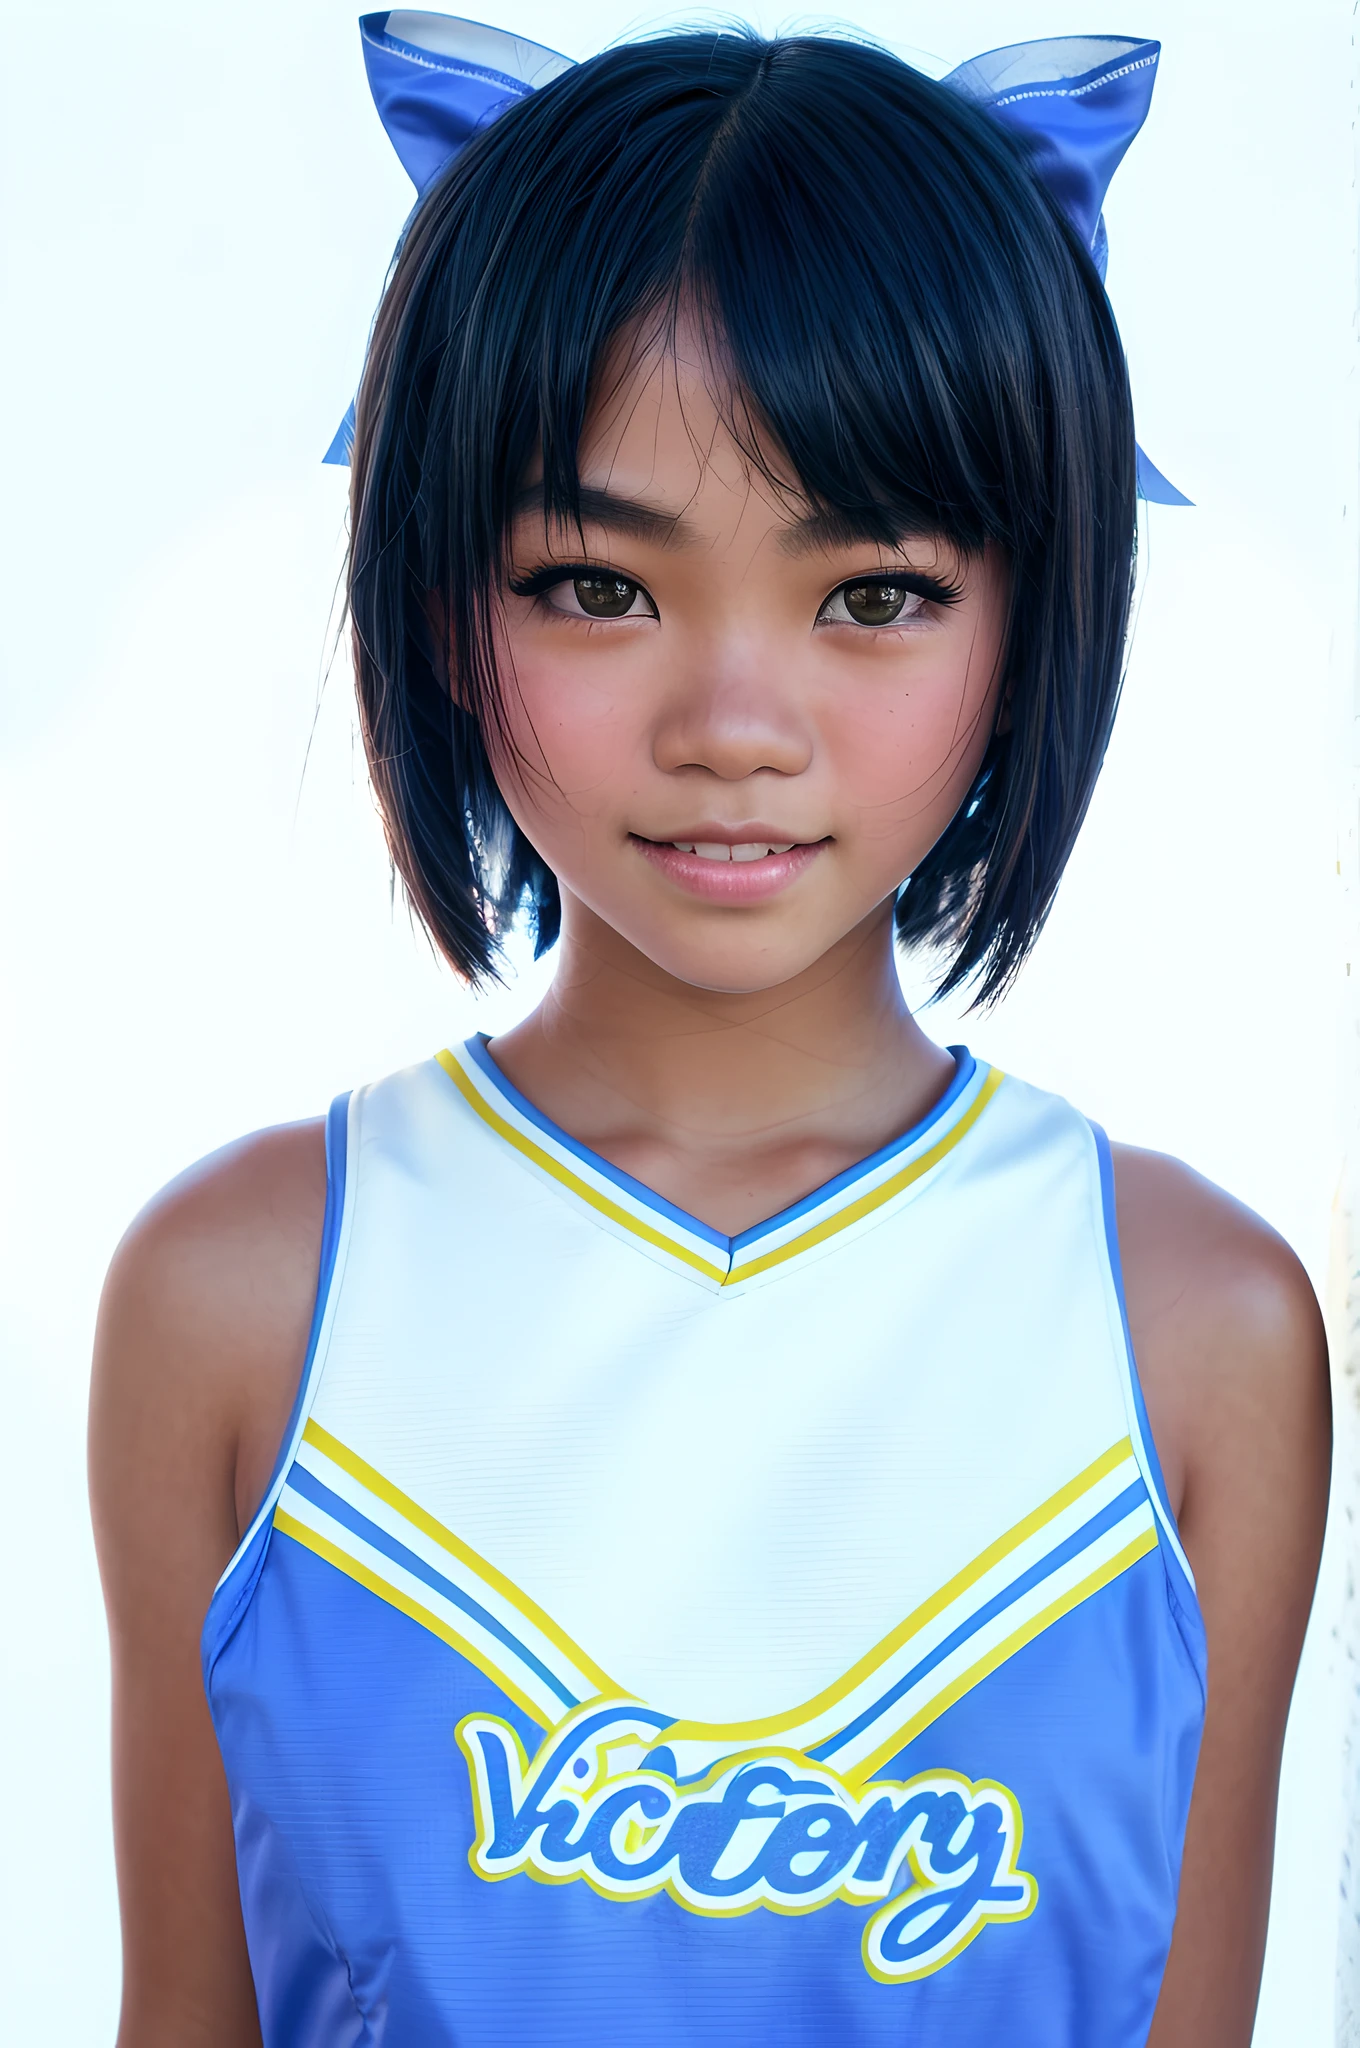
[201,1093,351,1682]
[809,1480,1149,1761]
[281,1463,580,1713]
[462,1035,730,1250]
[266,1093,350,1503]
[730,1049,978,1252]
[1089,1123,1197,1601]
[463,1036,977,1256]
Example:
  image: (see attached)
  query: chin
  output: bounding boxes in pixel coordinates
[634,932,835,997]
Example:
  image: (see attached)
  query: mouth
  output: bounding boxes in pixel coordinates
[630,832,827,903]
[665,839,796,862]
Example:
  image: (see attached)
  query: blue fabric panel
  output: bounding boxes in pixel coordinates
[211,1533,1201,2046]
[874,1549,1204,2044]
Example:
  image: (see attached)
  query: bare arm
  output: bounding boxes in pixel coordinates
[89,1121,326,2048]
[1113,1147,1331,2048]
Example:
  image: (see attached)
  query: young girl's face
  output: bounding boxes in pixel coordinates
[490,321,1009,996]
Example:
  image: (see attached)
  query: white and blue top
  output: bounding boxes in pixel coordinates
[204,1040,1205,2045]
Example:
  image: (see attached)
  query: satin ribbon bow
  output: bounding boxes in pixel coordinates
[326,12,1187,504]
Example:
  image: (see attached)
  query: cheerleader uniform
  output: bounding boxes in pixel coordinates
[204,1039,1204,2044]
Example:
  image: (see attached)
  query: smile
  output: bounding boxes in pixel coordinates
[669,841,795,862]
[631,834,826,903]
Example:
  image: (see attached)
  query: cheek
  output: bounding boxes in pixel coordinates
[825,644,995,839]
[488,635,647,832]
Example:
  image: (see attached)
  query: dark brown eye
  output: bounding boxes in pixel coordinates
[841,580,910,627]
[573,573,642,618]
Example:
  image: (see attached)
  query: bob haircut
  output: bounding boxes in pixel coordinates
[348,29,1137,1004]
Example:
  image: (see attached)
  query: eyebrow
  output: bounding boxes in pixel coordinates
[511,486,929,559]
[511,487,699,550]
[776,506,929,557]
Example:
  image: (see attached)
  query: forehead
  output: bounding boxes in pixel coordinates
[513,314,974,570]
[576,311,803,515]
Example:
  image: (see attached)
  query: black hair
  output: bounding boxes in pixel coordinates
[348,29,1137,1003]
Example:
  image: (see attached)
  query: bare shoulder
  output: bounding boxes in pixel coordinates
[90,1118,328,1588]
[90,1129,327,2048]
[1108,1142,1329,1554]
[1109,1159,1330,2046]
[1111,1142,1323,1343]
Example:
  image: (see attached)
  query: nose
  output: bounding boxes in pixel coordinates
[651,643,814,783]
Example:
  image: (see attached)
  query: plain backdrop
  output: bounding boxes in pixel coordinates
[1,0,1353,2038]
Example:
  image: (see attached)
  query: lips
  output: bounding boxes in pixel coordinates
[631,834,825,903]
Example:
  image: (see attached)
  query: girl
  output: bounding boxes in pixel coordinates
[90,16,1330,2047]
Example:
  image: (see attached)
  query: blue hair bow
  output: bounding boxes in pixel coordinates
[945,35,1187,503]
[326,12,1188,505]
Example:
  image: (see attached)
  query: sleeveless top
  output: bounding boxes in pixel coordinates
[203,1039,1205,2047]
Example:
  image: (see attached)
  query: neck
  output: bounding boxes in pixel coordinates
[487,894,957,1233]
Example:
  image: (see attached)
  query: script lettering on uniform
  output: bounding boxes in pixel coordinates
[456,1700,1037,1981]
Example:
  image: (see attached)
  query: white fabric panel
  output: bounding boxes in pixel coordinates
[299,1053,1136,1723]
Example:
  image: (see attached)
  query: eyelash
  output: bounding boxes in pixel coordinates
[508,564,658,618]
[507,563,964,625]
[815,577,962,629]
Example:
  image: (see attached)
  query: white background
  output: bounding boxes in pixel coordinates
[1,0,1352,2038]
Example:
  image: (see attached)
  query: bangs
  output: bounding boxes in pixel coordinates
[457,33,1090,561]
[349,30,1135,998]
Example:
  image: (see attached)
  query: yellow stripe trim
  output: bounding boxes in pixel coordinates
[435,1049,728,1284]
[438,1047,1004,1288]
[842,1522,1160,1789]
[273,1508,552,1728]
[729,1065,1005,1283]
[660,1434,1135,1751]
[301,1418,618,1699]
[276,1438,1153,1766]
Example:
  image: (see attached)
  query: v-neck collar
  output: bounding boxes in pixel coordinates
[435,1035,1002,1291]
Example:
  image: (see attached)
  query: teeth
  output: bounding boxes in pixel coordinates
[671,841,798,862]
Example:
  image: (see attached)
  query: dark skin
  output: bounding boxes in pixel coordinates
[91,339,1329,2042]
